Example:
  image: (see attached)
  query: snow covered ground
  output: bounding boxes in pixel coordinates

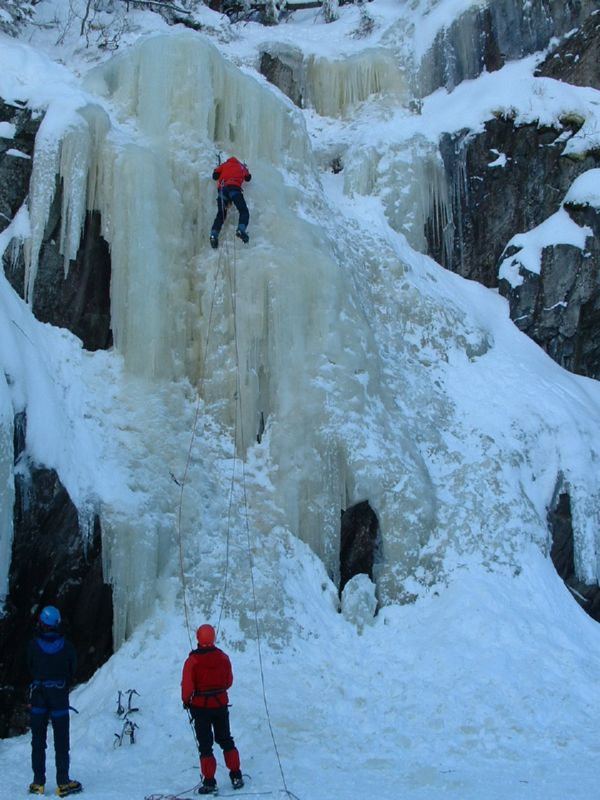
[3,552,600,800]
[2,1,600,798]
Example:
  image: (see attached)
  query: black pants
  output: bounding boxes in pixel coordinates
[211,186,249,235]
[191,705,235,757]
[30,708,70,785]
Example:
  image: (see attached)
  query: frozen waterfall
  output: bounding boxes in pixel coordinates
[20,33,435,642]
[14,29,600,646]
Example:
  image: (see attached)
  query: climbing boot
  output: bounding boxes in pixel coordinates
[198,778,217,794]
[55,780,83,796]
[210,232,219,249]
[235,227,249,244]
[231,770,244,790]
[29,784,45,795]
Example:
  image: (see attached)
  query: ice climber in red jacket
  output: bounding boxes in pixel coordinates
[181,624,244,794]
[209,156,252,249]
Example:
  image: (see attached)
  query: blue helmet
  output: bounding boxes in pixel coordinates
[39,606,61,628]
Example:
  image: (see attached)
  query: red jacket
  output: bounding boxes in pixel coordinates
[181,647,233,708]
[212,157,251,190]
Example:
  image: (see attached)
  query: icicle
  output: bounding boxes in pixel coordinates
[24,122,60,302]
[425,146,454,267]
[24,102,109,301]
[343,136,453,260]
[57,104,110,277]
[306,48,407,118]
[570,481,600,585]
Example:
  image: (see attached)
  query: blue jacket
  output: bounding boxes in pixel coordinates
[27,632,77,715]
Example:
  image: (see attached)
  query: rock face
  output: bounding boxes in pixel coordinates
[422,11,600,611]
[0,100,114,737]
[502,204,600,379]
[429,117,598,289]
[7,204,113,352]
[259,47,305,108]
[426,17,600,381]
[1,101,112,351]
[0,100,37,235]
[0,413,113,737]
[339,501,380,595]
[535,10,600,88]
[417,0,598,96]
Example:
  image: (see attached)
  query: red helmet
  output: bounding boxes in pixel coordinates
[196,624,216,648]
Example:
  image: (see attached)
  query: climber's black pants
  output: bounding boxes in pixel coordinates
[211,186,249,234]
[31,707,70,785]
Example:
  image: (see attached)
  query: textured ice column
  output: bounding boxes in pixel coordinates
[58,105,110,273]
[0,375,14,610]
[79,33,316,381]
[344,136,452,259]
[196,166,435,594]
[27,32,437,635]
[25,103,110,301]
[570,480,600,585]
[24,118,60,302]
[306,48,407,117]
[85,33,312,170]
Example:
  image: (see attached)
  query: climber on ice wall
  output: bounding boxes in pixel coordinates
[209,156,252,249]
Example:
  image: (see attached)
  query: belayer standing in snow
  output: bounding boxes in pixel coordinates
[181,624,244,794]
[209,156,252,249]
[27,606,82,797]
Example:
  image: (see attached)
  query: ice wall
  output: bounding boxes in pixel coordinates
[342,136,452,261]
[305,48,407,117]
[20,32,436,641]
[0,374,14,609]
[19,24,600,648]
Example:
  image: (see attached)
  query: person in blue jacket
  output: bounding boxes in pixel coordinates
[27,605,82,797]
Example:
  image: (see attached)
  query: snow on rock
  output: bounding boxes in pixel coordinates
[564,168,600,210]
[498,167,599,290]
[0,119,15,138]
[341,572,377,631]
[499,206,592,287]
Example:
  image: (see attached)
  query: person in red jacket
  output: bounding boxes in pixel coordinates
[209,156,252,249]
[181,624,244,794]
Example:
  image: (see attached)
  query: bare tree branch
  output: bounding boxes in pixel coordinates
[115,0,191,15]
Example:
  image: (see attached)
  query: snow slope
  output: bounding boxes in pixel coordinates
[2,551,600,800]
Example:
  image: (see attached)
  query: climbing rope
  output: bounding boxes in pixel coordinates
[225,236,299,800]
[175,200,299,800]
[215,230,238,636]
[175,233,226,649]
